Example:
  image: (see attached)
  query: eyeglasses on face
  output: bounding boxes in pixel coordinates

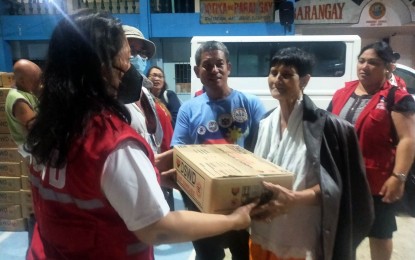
[149,73,164,79]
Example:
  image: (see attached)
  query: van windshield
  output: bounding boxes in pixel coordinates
[225,41,346,78]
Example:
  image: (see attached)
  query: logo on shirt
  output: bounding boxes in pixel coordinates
[232,108,248,123]
[376,96,386,110]
[227,126,243,143]
[218,114,233,128]
[197,125,207,135]
[207,120,219,132]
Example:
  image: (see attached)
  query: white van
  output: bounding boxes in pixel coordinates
[395,63,415,96]
[190,35,361,110]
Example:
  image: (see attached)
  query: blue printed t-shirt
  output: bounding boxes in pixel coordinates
[171,89,266,150]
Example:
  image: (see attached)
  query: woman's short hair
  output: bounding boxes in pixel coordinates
[269,47,315,77]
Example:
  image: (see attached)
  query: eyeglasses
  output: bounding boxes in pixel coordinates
[149,73,164,79]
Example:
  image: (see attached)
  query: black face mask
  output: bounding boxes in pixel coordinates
[117,64,143,104]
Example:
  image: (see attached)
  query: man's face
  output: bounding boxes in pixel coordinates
[128,38,149,59]
[194,50,231,92]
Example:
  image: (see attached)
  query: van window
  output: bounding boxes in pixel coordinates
[394,66,415,95]
[225,41,346,78]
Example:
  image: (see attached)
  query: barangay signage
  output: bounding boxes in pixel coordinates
[200,0,274,24]
[293,0,415,25]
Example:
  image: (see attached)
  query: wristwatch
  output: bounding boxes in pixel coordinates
[392,172,407,182]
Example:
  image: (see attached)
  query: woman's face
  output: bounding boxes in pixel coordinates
[111,38,131,89]
[148,67,165,92]
[357,48,388,87]
[268,64,303,102]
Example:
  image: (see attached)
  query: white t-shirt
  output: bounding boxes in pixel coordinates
[101,140,169,232]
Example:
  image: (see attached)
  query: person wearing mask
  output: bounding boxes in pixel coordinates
[171,40,266,260]
[147,65,181,127]
[24,10,256,260]
[248,47,373,260]
[120,25,175,210]
[328,41,415,260]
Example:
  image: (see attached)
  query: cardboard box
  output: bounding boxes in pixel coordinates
[0,218,27,231]
[0,191,21,205]
[0,176,21,191]
[20,189,33,205]
[0,162,22,177]
[0,103,5,119]
[0,148,23,162]
[0,204,22,219]
[0,72,15,88]
[174,144,294,214]
[0,87,11,103]
[21,162,29,176]
[21,202,34,218]
[0,134,17,148]
[0,119,10,133]
[21,175,30,190]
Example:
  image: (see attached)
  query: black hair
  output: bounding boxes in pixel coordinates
[269,47,315,77]
[195,41,230,66]
[358,41,394,64]
[25,9,131,167]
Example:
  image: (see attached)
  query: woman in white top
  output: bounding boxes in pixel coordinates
[249,47,373,260]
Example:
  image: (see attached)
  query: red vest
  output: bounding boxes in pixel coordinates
[155,103,173,152]
[395,74,407,91]
[331,80,409,194]
[28,111,157,260]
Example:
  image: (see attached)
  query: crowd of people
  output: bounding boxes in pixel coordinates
[4,9,414,260]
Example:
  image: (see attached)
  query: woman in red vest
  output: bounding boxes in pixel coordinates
[328,41,415,260]
[24,10,256,260]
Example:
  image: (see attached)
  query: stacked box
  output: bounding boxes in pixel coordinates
[0,133,16,147]
[0,154,31,231]
[0,88,10,104]
[0,73,15,88]
[0,88,11,134]
[0,83,32,231]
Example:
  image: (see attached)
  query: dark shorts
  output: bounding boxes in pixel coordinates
[368,196,397,239]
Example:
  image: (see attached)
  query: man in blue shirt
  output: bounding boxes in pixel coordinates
[171,41,266,260]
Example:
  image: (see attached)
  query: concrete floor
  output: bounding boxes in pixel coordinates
[356,214,415,260]
[224,214,415,260]
[2,190,414,260]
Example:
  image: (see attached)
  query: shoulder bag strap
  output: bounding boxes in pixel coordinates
[386,86,398,145]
